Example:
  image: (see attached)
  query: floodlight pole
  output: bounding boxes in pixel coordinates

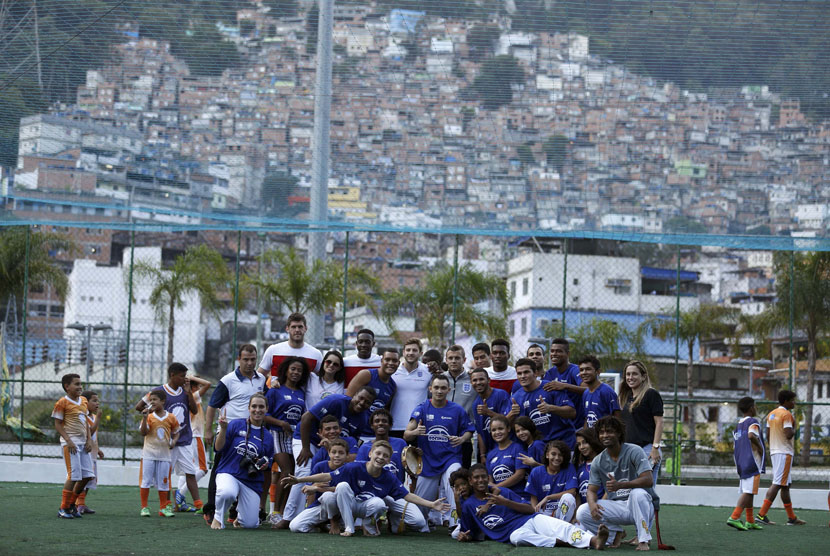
[306,0,334,345]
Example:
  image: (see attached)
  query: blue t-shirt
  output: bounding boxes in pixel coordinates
[512,381,576,448]
[582,383,621,428]
[265,385,306,432]
[356,437,408,483]
[295,394,368,446]
[520,439,546,467]
[361,370,397,435]
[309,436,358,468]
[459,486,533,544]
[304,460,336,508]
[526,464,578,513]
[330,461,408,501]
[215,418,275,493]
[410,400,474,477]
[473,388,512,454]
[543,363,583,425]
[577,461,605,503]
[485,441,531,500]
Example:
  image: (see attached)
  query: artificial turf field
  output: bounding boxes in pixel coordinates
[1,482,827,555]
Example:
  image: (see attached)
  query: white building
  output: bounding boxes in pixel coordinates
[64,247,204,383]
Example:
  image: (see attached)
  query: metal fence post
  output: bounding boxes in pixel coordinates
[671,244,681,485]
[231,230,241,368]
[789,250,794,389]
[122,228,135,464]
[340,231,350,354]
[450,234,460,346]
[19,226,31,460]
[561,238,568,337]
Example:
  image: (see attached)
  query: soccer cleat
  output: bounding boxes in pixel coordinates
[70,506,83,518]
[194,507,205,515]
[78,505,95,515]
[178,502,197,513]
[755,514,774,525]
[786,517,806,526]
[175,490,186,507]
[140,507,151,517]
[159,506,175,518]
[58,508,74,519]
[746,522,763,530]
[726,518,748,531]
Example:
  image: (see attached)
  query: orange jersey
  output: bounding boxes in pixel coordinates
[52,396,89,445]
[767,406,795,455]
[141,411,180,461]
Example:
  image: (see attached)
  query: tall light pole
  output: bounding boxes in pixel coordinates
[306,0,335,345]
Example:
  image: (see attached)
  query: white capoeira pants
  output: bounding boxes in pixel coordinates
[385,495,429,533]
[548,492,577,522]
[413,462,460,526]
[282,439,319,520]
[575,488,654,543]
[321,483,387,534]
[509,514,595,548]
[289,505,326,532]
[214,473,261,529]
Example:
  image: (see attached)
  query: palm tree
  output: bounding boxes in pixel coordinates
[381,262,509,349]
[0,227,74,315]
[655,303,736,462]
[559,317,654,376]
[765,251,830,466]
[131,245,231,366]
[243,246,380,316]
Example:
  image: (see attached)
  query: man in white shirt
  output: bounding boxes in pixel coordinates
[390,339,431,438]
[342,328,381,387]
[258,313,323,380]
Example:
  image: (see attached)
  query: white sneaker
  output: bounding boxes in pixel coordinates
[268,512,282,525]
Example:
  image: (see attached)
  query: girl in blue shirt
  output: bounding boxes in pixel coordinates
[264,356,309,521]
[211,393,274,529]
[513,415,546,469]
[526,439,578,522]
[485,415,531,500]
[574,426,605,505]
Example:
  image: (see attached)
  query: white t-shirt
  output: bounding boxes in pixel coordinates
[343,353,382,386]
[259,341,323,376]
[304,374,345,409]
[390,362,431,431]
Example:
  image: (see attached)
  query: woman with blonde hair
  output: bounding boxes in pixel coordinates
[618,360,664,485]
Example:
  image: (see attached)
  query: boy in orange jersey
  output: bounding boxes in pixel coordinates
[757,389,805,525]
[139,389,180,517]
[53,374,95,519]
[76,390,106,515]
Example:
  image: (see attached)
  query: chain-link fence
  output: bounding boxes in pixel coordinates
[2,223,829,486]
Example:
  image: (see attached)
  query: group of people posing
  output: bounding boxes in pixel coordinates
[54,311,668,550]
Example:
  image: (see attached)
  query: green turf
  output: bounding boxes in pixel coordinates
[1,482,827,555]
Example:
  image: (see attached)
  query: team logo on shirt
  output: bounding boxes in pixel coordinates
[463,383,472,393]
[426,425,451,442]
[358,480,366,487]
[156,428,166,441]
[491,464,514,483]
[285,404,303,423]
[529,408,551,426]
[586,411,599,428]
[482,513,505,529]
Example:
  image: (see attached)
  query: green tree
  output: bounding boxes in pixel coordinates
[472,55,525,110]
[305,5,319,54]
[0,227,73,315]
[264,0,298,18]
[131,245,231,366]
[664,216,707,235]
[552,318,653,376]
[381,263,509,349]
[654,303,736,462]
[542,135,569,174]
[244,247,379,316]
[261,172,299,214]
[466,24,500,62]
[177,21,241,77]
[516,143,536,167]
[764,252,830,466]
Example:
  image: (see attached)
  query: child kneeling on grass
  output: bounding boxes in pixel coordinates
[727,396,765,531]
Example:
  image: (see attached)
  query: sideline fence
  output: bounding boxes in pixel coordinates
[2,220,829,485]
